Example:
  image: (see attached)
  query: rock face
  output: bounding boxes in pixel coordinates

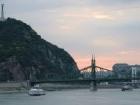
[0,18,79,81]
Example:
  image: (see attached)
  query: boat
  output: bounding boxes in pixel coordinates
[121,85,133,91]
[28,84,46,96]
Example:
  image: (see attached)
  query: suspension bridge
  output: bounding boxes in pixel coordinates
[30,56,140,90]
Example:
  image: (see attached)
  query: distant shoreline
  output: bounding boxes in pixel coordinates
[0,82,138,93]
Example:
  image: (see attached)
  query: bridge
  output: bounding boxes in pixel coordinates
[30,56,140,90]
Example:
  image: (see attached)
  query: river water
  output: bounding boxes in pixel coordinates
[0,89,140,105]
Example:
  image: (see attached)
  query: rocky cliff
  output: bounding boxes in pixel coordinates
[0,18,79,81]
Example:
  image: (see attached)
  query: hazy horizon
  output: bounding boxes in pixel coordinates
[2,0,140,69]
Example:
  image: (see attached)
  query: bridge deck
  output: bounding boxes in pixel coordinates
[30,78,140,85]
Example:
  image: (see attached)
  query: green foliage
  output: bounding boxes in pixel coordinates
[0,18,79,81]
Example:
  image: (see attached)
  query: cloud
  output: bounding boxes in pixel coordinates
[63,9,114,21]
[2,0,140,69]
[88,0,140,7]
[92,37,121,48]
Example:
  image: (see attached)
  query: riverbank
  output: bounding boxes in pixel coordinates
[0,82,136,93]
[40,83,123,91]
[0,82,27,94]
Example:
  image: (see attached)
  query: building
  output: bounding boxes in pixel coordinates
[112,63,131,78]
[96,70,113,79]
[81,70,113,79]
[81,71,91,79]
[131,65,140,77]
[131,65,140,83]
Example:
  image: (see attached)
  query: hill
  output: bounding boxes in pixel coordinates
[0,18,79,81]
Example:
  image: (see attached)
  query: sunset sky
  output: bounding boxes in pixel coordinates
[2,0,140,69]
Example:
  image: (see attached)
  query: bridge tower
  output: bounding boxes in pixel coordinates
[0,4,5,21]
[90,54,97,91]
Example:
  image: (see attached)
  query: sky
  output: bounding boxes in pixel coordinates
[1,0,140,69]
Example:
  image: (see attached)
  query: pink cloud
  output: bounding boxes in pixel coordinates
[72,53,116,70]
[72,50,140,70]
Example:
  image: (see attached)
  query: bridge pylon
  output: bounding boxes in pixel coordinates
[90,55,97,91]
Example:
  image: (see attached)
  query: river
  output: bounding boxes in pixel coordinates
[0,89,140,105]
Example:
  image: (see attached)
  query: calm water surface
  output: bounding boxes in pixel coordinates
[0,89,140,105]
